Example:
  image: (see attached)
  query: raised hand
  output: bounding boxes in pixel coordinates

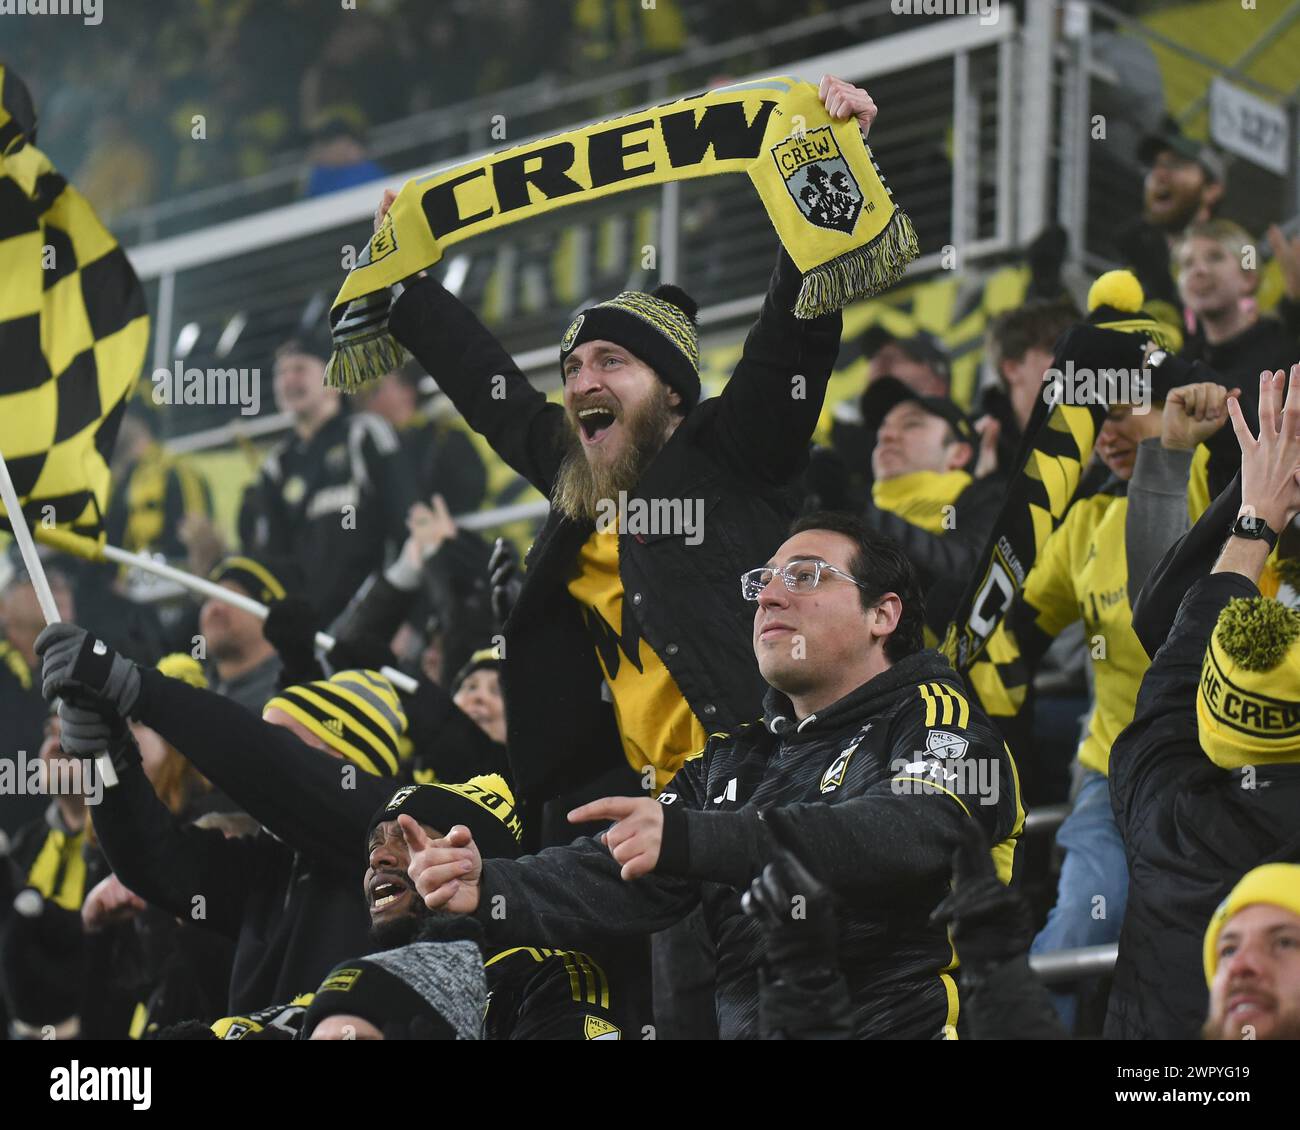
[402,815,482,914]
[36,623,141,716]
[1227,365,1300,532]
[1162,381,1242,452]
[817,75,877,139]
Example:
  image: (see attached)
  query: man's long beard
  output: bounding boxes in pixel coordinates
[552,385,677,522]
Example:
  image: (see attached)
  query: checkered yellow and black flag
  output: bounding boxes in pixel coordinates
[0,65,148,537]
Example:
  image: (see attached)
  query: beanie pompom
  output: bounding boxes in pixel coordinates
[651,284,699,322]
[1087,270,1144,314]
[1215,596,1300,672]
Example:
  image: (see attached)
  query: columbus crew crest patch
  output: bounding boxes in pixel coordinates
[561,313,585,352]
[772,126,864,234]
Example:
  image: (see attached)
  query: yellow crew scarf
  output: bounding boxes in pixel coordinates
[327,76,918,389]
[1196,596,1300,770]
[1203,864,1300,984]
[872,470,971,533]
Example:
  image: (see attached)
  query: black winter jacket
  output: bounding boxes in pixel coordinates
[388,251,842,819]
[1107,571,1300,1039]
[470,649,1024,1039]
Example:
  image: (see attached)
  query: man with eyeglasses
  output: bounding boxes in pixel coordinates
[403,512,1024,1039]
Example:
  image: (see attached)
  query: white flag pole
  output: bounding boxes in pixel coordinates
[32,525,418,694]
[0,449,123,785]
[0,449,61,625]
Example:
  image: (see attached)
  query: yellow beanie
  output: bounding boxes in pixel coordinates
[1203,863,1300,983]
[265,669,406,777]
[1196,597,1300,770]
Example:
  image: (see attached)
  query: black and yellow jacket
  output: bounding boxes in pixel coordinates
[975,478,1150,776]
[389,250,842,830]
[471,649,1024,1039]
[105,442,212,560]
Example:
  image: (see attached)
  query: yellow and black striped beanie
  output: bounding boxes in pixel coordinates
[559,284,701,408]
[209,555,286,605]
[1196,596,1300,770]
[265,669,406,777]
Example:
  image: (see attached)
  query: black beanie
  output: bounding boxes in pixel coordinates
[367,777,522,860]
[558,284,701,409]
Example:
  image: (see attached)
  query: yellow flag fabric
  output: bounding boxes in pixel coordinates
[327,76,917,389]
[0,66,148,537]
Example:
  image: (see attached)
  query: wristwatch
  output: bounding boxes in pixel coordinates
[1230,512,1278,550]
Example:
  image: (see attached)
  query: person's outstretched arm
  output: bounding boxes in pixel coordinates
[387,269,565,494]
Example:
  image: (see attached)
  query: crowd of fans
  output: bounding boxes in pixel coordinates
[2,65,1300,1043]
[7,0,843,221]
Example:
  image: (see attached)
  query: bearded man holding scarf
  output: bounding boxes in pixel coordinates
[367,76,890,1039]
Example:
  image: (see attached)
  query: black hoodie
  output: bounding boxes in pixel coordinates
[469,649,1024,1039]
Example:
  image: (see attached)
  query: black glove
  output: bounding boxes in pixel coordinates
[35,623,141,716]
[488,538,522,626]
[327,632,397,674]
[1026,223,1069,300]
[929,819,1034,978]
[262,597,323,684]
[58,700,141,776]
[743,809,839,972]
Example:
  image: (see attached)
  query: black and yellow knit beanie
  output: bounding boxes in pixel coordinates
[558,285,701,408]
[265,669,406,777]
[1196,596,1300,770]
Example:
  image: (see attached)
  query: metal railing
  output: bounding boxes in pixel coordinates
[126,12,1023,451]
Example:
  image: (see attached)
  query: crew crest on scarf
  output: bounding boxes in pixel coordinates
[325,77,918,389]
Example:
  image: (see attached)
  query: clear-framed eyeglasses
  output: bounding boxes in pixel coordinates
[740,558,870,601]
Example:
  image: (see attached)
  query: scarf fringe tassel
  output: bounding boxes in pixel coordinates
[324,330,408,392]
[793,208,919,319]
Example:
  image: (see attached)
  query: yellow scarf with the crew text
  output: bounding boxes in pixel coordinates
[327,77,917,389]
